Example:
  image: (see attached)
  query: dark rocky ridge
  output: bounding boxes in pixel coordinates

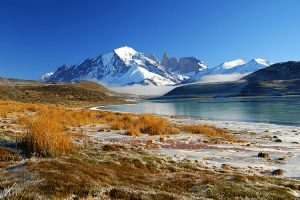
[244,61,300,82]
[161,53,206,76]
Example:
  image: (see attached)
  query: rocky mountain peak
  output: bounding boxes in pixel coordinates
[148,54,159,64]
[43,47,182,86]
[178,57,207,74]
[249,58,271,66]
[160,54,206,77]
[161,53,170,68]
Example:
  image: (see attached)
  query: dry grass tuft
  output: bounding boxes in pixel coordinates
[22,115,75,156]
[181,124,237,142]
[126,128,141,137]
[110,114,178,136]
[0,106,7,117]
[137,115,176,135]
[0,101,76,156]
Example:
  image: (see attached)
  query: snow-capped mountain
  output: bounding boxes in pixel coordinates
[44,46,182,86]
[41,72,54,81]
[187,58,271,83]
[43,46,271,87]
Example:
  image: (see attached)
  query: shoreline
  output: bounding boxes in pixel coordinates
[90,106,300,179]
[92,104,300,127]
[92,94,300,127]
[150,94,300,100]
[1,100,300,199]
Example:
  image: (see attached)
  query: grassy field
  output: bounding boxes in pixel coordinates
[0,100,299,199]
[0,79,125,106]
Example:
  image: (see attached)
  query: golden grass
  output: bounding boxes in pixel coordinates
[0,101,76,156]
[1,101,178,155]
[0,109,6,118]
[21,116,74,156]
[0,100,237,156]
[181,124,238,142]
[2,101,300,200]
[111,114,177,136]
[126,128,141,137]
[137,115,176,135]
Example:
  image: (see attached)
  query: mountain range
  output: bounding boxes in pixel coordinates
[43,46,270,87]
[44,47,182,86]
[162,61,300,98]
[186,58,271,83]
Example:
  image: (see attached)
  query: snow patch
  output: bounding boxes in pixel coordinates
[221,59,246,69]
[253,58,272,66]
[114,46,138,65]
[198,63,208,70]
[41,72,54,81]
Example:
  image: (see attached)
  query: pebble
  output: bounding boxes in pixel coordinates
[258,152,270,158]
[221,164,232,171]
[274,139,283,142]
[272,169,284,176]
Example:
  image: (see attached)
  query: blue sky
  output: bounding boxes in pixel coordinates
[0,0,300,80]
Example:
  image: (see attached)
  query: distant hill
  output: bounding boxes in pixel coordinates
[241,61,300,96]
[162,61,300,98]
[0,78,125,106]
[0,77,42,86]
[244,61,300,82]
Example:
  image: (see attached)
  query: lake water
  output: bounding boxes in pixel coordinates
[99,96,300,126]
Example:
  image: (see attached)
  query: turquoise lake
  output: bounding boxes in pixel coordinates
[99,96,300,126]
